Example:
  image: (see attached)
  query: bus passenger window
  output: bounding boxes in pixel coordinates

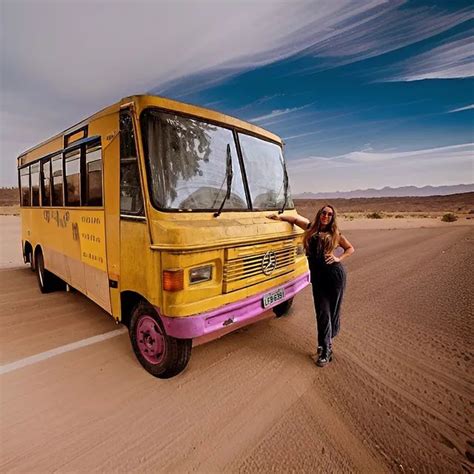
[85,143,102,206]
[30,163,40,206]
[41,159,51,206]
[20,167,30,206]
[120,112,144,215]
[52,155,64,206]
[65,149,81,206]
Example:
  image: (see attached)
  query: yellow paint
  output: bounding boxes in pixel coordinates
[65,129,86,146]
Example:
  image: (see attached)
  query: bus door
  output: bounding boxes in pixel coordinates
[117,108,147,309]
[66,138,112,313]
[101,112,122,317]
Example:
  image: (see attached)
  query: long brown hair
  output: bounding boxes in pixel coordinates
[303,204,340,253]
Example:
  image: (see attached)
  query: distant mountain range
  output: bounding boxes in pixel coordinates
[293,184,474,199]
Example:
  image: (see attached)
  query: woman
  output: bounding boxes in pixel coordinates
[268,205,354,367]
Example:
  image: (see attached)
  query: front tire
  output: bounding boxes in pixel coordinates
[273,297,294,318]
[130,302,192,379]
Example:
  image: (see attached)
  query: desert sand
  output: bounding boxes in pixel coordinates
[1,215,473,472]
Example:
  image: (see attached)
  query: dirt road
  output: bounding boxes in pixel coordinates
[1,216,473,472]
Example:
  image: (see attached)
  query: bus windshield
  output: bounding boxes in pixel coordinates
[141,109,293,211]
[142,110,248,211]
[238,133,293,210]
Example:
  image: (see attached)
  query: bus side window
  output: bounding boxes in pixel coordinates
[85,142,102,206]
[120,112,144,216]
[65,149,81,206]
[52,154,64,206]
[20,167,30,206]
[41,159,51,206]
[31,163,40,206]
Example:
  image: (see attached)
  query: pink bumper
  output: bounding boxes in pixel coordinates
[160,272,310,339]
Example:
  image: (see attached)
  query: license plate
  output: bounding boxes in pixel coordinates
[262,288,285,308]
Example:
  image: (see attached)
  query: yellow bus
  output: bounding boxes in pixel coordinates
[18,95,310,378]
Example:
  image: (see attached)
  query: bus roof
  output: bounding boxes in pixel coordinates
[17,94,282,165]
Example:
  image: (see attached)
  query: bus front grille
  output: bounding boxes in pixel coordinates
[223,243,296,293]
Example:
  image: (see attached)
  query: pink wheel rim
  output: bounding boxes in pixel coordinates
[136,315,166,365]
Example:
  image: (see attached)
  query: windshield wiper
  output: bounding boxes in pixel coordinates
[278,161,289,214]
[214,144,233,217]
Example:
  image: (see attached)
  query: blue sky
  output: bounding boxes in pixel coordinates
[1,0,473,192]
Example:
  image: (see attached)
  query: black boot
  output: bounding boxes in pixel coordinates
[316,348,333,367]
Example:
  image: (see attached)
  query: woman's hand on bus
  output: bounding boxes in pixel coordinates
[267,214,282,221]
[325,253,340,264]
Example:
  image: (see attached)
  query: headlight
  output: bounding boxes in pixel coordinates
[189,265,212,284]
[296,244,305,256]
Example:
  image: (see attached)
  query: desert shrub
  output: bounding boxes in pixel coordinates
[367,211,383,219]
[441,213,457,222]
[395,214,404,218]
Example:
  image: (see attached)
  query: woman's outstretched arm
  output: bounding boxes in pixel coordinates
[267,213,310,231]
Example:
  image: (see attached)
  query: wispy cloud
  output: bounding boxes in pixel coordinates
[336,143,474,164]
[380,34,474,82]
[239,94,286,110]
[161,2,473,94]
[287,3,473,77]
[448,104,474,113]
[284,131,322,141]
[248,104,311,123]
[287,143,474,193]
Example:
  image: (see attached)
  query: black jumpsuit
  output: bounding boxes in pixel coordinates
[307,231,347,351]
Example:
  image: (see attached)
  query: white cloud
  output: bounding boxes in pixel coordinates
[449,104,474,113]
[288,3,473,76]
[284,131,322,141]
[379,34,474,82]
[287,143,474,193]
[249,105,310,123]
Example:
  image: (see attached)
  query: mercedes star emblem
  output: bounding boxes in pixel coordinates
[261,251,277,275]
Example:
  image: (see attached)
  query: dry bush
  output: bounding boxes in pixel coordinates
[367,211,383,219]
[441,213,458,222]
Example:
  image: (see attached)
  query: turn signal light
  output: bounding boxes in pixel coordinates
[163,269,184,291]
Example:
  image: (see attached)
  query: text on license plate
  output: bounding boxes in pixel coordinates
[262,288,285,308]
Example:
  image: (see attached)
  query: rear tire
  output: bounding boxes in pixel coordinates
[35,250,63,293]
[26,247,35,272]
[273,297,294,318]
[130,302,192,379]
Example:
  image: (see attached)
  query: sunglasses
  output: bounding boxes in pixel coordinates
[321,210,333,217]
